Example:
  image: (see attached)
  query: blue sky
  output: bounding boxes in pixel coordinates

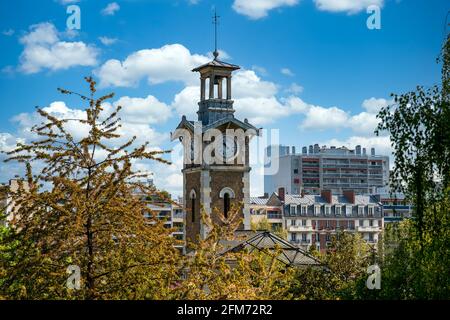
[0,0,448,196]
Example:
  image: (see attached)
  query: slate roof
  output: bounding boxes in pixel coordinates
[284,194,379,206]
[250,197,269,205]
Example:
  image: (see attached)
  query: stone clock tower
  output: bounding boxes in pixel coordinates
[172,51,260,243]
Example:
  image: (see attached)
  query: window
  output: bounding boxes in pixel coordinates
[290,205,297,215]
[368,206,374,216]
[335,206,341,215]
[294,169,299,174]
[326,220,330,228]
[369,233,374,242]
[191,198,195,223]
[291,233,297,241]
[224,193,230,219]
[190,189,197,223]
[290,219,296,226]
[301,205,307,215]
[302,233,307,242]
[346,205,352,216]
[325,205,331,216]
[326,233,331,242]
[314,205,321,216]
[358,206,364,216]
[302,219,307,226]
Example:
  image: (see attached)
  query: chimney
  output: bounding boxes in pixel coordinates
[263,192,269,198]
[309,145,313,154]
[356,145,361,155]
[343,190,355,204]
[371,147,375,156]
[314,144,320,154]
[321,190,332,203]
[302,146,307,154]
[278,187,285,202]
[292,146,296,154]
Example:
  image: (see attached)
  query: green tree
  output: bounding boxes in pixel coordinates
[374,34,450,299]
[0,77,180,299]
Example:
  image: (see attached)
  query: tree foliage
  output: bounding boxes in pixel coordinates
[0,78,180,299]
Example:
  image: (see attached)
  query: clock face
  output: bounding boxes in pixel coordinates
[217,136,237,161]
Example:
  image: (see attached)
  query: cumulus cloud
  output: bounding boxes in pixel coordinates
[300,105,349,130]
[95,44,209,87]
[18,22,98,74]
[313,0,384,14]
[298,97,391,135]
[232,0,299,19]
[101,2,120,16]
[99,36,118,46]
[281,67,295,76]
[113,95,172,124]
[362,97,392,114]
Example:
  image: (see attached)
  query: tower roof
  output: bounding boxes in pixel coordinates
[192,59,240,72]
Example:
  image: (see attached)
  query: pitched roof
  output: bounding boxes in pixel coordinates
[192,59,240,72]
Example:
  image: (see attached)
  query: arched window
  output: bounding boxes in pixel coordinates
[189,189,197,223]
[219,187,235,219]
[191,198,196,222]
[224,193,230,218]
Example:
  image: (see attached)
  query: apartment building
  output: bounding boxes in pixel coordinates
[265,144,390,196]
[372,187,413,223]
[283,189,383,252]
[249,193,283,232]
[146,200,186,254]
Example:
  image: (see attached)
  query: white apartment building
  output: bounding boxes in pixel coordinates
[265,144,390,196]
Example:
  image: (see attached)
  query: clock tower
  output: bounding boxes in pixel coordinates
[172,50,260,243]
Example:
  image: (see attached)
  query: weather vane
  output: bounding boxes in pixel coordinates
[212,9,220,60]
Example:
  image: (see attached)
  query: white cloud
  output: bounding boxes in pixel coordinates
[101,2,120,16]
[171,86,199,118]
[314,0,384,14]
[298,97,391,135]
[18,22,98,74]
[232,0,299,19]
[114,95,172,124]
[95,44,209,88]
[300,105,349,130]
[233,70,278,99]
[99,36,118,46]
[2,29,14,36]
[362,97,392,114]
[281,67,295,76]
[285,82,303,94]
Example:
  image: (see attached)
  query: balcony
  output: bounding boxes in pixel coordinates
[287,225,313,232]
[356,225,381,232]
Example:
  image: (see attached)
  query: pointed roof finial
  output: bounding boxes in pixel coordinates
[212,9,220,60]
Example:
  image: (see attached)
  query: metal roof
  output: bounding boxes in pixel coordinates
[222,231,323,268]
